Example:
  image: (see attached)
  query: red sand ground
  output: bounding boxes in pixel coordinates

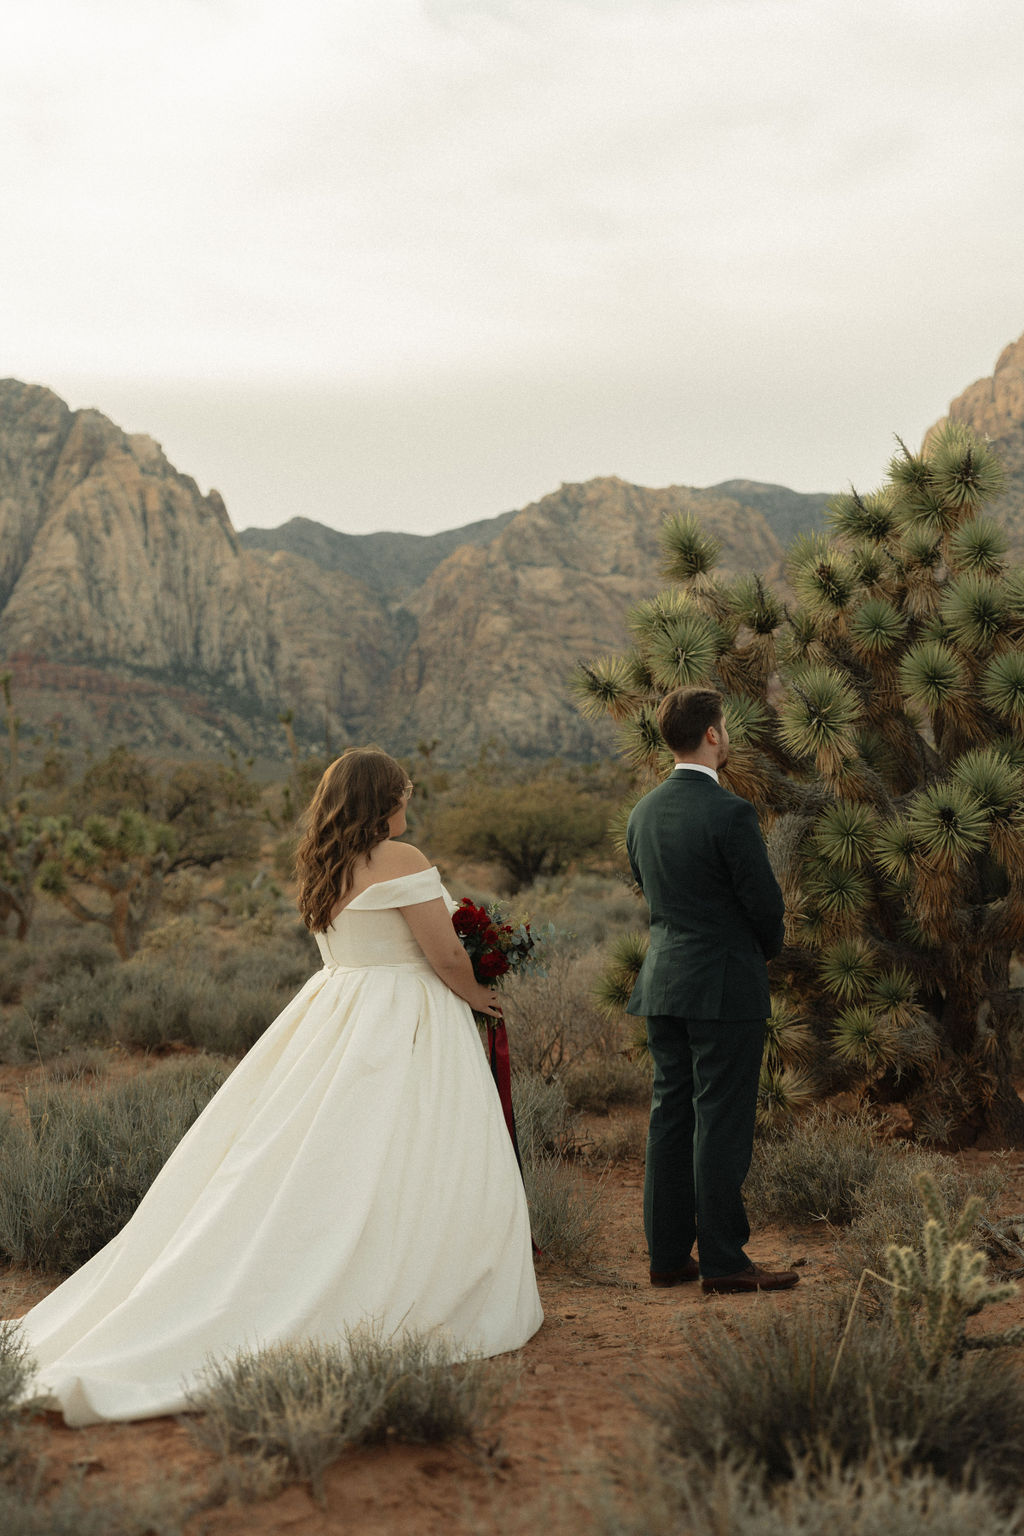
[2,1088,1023,1535]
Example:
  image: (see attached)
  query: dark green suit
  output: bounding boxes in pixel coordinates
[626,767,785,1277]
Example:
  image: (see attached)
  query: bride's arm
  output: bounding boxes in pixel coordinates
[399,899,503,1017]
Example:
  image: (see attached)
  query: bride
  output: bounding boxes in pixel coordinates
[12,747,543,1425]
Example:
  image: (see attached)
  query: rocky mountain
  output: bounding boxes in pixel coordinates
[929,331,1024,556]
[0,377,827,764]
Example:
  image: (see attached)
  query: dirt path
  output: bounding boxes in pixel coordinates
[0,1118,895,1536]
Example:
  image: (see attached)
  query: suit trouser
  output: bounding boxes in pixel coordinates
[644,1014,765,1278]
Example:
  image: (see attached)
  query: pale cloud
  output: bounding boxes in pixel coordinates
[1,0,1022,528]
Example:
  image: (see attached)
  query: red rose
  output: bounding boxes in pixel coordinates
[478,951,510,980]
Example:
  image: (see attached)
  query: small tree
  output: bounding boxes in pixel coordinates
[38,809,177,959]
[574,423,1024,1144]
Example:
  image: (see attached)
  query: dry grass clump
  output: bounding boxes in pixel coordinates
[187,1328,512,1504]
[523,1155,606,1268]
[512,1073,576,1162]
[3,930,313,1062]
[643,1303,1024,1497]
[576,1448,1024,1536]
[743,1107,1004,1277]
[0,1475,190,1536]
[561,1054,650,1114]
[0,1057,228,1272]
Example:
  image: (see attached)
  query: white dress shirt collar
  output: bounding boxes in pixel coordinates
[673,762,719,784]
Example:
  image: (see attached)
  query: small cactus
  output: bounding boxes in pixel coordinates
[884,1172,1024,1375]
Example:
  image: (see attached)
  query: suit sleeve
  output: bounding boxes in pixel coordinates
[722,798,785,959]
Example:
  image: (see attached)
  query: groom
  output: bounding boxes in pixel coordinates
[625,685,797,1294]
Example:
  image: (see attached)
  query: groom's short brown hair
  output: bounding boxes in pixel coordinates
[657,686,724,754]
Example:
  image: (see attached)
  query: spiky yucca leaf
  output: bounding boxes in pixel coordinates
[617,706,671,774]
[870,965,925,1030]
[907,781,990,865]
[812,801,879,869]
[848,596,907,657]
[898,641,964,711]
[756,1063,818,1131]
[948,515,1009,575]
[777,667,861,774]
[982,650,1024,725]
[727,573,785,634]
[719,692,769,747]
[626,590,696,642]
[646,614,718,689]
[927,419,1007,511]
[847,541,889,589]
[830,1005,900,1073]
[593,930,649,1017]
[827,487,897,543]
[940,573,1008,654]
[817,937,876,1001]
[568,657,639,720]
[659,513,720,584]
[789,534,857,615]
[804,861,871,922]
[762,998,816,1067]
[899,526,943,569]
[950,748,1022,817]
[888,439,933,496]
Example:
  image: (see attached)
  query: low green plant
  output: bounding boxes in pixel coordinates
[186,1327,511,1504]
[0,1057,228,1272]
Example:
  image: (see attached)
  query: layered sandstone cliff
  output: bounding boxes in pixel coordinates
[1,379,814,762]
[928,332,1024,556]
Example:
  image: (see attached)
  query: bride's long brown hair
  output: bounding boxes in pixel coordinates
[295,748,409,932]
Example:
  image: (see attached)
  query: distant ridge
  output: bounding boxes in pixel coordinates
[13,344,1024,766]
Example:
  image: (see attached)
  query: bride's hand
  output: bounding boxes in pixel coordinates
[475,987,504,1018]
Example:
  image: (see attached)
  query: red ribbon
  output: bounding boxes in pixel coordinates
[485,1016,542,1257]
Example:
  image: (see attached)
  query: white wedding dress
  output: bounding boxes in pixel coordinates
[13,868,543,1426]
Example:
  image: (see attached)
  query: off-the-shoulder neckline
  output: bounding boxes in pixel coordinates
[330,865,440,918]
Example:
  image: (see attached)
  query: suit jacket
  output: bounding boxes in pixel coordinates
[625,768,785,1021]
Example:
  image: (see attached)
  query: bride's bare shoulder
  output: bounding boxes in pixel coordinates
[367,840,432,878]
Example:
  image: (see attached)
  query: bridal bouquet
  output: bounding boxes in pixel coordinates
[452,898,538,990]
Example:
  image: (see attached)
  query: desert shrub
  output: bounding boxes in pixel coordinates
[523,1155,606,1268]
[503,946,622,1078]
[561,1053,650,1114]
[0,1323,34,1425]
[0,1057,229,1272]
[187,1328,510,1504]
[578,1448,1024,1536]
[590,1117,647,1164]
[518,871,643,948]
[13,934,312,1059]
[743,1105,1003,1240]
[0,1474,189,1536]
[512,1073,576,1162]
[836,1149,1006,1285]
[644,1303,1024,1495]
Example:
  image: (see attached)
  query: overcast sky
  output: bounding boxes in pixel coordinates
[3,0,1022,536]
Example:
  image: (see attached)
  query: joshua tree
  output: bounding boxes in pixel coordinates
[38,809,177,959]
[574,423,1024,1144]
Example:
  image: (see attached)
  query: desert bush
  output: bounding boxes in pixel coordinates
[836,1148,1006,1285]
[577,1447,1024,1536]
[590,1117,647,1164]
[519,871,643,947]
[645,1303,1024,1495]
[187,1328,511,1504]
[0,1057,229,1272]
[12,932,313,1059]
[512,1073,576,1162]
[743,1105,1003,1241]
[561,1054,650,1114]
[523,1155,606,1268]
[0,1474,189,1536]
[0,1323,35,1425]
[504,945,633,1089]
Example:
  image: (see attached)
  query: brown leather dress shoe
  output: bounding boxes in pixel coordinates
[701,1263,799,1295]
[650,1258,700,1287]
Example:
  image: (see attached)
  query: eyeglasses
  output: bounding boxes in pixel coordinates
[402,782,415,801]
